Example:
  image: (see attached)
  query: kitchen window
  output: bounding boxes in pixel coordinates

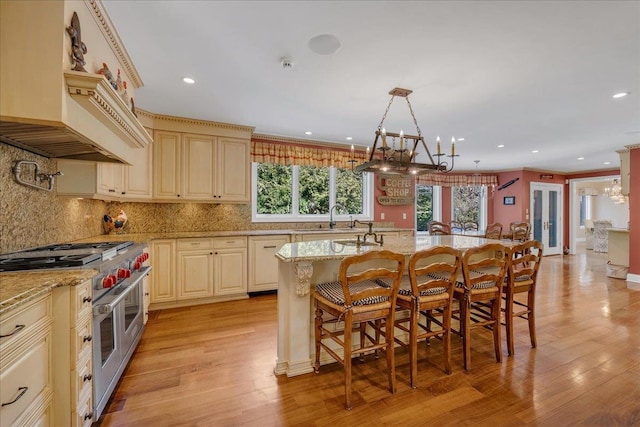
[451,185,488,230]
[252,163,373,222]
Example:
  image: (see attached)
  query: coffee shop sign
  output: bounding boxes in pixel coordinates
[377,174,415,206]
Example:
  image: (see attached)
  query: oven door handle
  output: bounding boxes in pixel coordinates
[93,266,151,316]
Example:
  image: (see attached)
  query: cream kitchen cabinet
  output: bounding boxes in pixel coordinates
[57,140,153,201]
[149,239,177,305]
[177,238,214,300]
[618,149,630,196]
[0,294,53,427]
[51,279,94,427]
[212,237,248,296]
[152,130,250,202]
[248,235,290,293]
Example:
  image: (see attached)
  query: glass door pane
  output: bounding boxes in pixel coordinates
[548,190,558,249]
[533,189,543,242]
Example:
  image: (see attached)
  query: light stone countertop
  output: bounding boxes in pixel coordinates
[276,234,519,263]
[0,269,98,315]
[1,228,412,313]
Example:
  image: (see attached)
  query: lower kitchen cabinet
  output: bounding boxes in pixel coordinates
[0,294,53,427]
[149,237,247,309]
[51,279,94,427]
[149,239,177,305]
[248,235,290,292]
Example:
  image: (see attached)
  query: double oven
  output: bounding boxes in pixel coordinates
[0,241,151,421]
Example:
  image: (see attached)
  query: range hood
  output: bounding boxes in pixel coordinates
[0,71,153,163]
[0,0,152,164]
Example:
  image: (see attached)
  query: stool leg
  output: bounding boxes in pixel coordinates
[314,306,323,372]
[344,311,353,410]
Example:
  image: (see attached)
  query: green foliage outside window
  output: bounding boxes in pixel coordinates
[416,185,433,231]
[257,163,292,214]
[452,186,481,223]
[299,166,329,214]
[336,169,364,215]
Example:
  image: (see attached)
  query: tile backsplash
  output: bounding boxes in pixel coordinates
[2,142,390,253]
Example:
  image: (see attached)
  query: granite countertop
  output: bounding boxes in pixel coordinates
[0,269,98,315]
[70,228,412,244]
[276,234,519,262]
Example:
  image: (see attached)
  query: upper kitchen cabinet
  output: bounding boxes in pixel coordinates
[150,113,254,203]
[0,0,152,164]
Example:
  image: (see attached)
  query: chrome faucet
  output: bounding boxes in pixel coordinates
[329,204,345,229]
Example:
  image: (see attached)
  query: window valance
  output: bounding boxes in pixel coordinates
[417,173,498,187]
[251,136,367,169]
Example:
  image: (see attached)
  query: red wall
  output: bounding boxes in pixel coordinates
[374,176,415,228]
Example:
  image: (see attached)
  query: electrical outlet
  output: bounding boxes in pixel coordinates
[402,213,407,220]
[381,212,385,220]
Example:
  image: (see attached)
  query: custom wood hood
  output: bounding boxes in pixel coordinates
[0,0,152,164]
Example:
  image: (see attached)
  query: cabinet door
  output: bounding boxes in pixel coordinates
[248,236,289,292]
[149,240,176,304]
[97,163,123,196]
[177,250,214,299]
[182,133,216,200]
[216,137,250,202]
[153,131,182,199]
[213,248,247,296]
[123,140,152,198]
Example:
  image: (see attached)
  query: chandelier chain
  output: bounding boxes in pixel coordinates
[405,97,422,137]
[376,95,396,131]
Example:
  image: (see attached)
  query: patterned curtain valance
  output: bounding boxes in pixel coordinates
[417,173,498,187]
[251,137,367,169]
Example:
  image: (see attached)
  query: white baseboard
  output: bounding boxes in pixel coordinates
[627,273,640,283]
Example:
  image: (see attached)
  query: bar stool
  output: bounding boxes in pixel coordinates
[313,249,405,410]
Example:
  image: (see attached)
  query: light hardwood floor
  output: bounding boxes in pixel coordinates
[97,248,640,426]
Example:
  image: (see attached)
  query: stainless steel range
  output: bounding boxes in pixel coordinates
[0,240,151,421]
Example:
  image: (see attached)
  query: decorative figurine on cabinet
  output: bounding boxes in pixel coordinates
[66,12,87,72]
[97,62,118,90]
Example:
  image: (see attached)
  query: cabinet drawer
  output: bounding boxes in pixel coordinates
[213,237,246,249]
[0,334,51,427]
[177,238,213,250]
[72,356,93,409]
[75,389,94,427]
[72,321,93,364]
[0,294,51,352]
[72,281,93,322]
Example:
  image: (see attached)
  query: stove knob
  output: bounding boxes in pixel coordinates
[102,276,114,288]
[118,268,130,279]
[134,261,141,270]
[108,274,118,285]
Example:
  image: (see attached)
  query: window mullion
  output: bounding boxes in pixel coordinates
[292,165,300,217]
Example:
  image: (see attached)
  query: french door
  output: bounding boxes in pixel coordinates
[530,182,563,256]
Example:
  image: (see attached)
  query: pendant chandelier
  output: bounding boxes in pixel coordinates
[353,87,458,175]
[604,178,626,204]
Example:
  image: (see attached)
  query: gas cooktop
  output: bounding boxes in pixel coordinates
[0,241,134,272]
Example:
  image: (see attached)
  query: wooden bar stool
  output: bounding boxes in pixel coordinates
[313,249,405,410]
[388,246,461,387]
[453,243,509,371]
[503,240,543,356]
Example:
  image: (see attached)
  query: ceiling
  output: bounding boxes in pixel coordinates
[102,0,640,173]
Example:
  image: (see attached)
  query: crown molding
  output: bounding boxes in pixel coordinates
[84,0,143,88]
[252,133,367,151]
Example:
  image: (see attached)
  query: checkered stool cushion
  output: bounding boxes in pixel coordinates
[315,279,388,306]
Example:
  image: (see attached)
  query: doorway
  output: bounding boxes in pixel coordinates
[530,182,563,256]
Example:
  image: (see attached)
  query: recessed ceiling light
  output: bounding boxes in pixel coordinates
[305,131,312,135]
[457,138,465,141]
[577,157,585,160]
[497,144,505,148]
[604,161,611,165]
[182,77,195,84]
[613,92,629,98]
[531,150,539,153]
[346,137,353,140]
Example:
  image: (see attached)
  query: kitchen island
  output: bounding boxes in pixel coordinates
[274,234,518,377]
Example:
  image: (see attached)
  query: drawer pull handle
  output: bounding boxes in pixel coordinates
[83,296,92,303]
[226,241,236,244]
[2,387,28,407]
[84,412,94,421]
[83,335,93,342]
[263,245,277,249]
[83,374,93,382]
[0,324,25,338]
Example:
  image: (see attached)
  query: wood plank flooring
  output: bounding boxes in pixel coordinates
[96,248,640,426]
